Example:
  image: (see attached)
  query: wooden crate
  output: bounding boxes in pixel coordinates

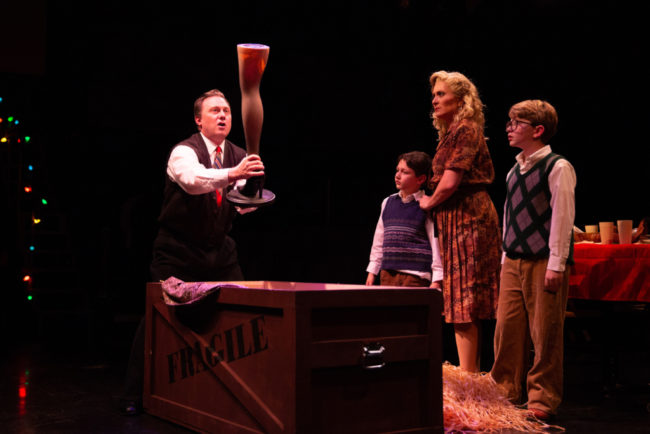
[144,281,443,433]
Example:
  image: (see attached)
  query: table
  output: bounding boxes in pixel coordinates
[568,244,650,392]
[569,243,650,302]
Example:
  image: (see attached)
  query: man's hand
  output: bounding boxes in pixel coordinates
[235,206,256,215]
[365,273,376,286]
[544,269,563,293]
[430,281,442,291]
[228,155,265,182]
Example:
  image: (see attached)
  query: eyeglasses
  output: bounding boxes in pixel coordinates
[506,119,534,131]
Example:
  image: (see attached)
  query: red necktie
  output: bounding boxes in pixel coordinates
[213,146,223,206]
[214,146,223,168]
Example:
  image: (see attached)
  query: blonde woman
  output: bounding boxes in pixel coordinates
[420,71,501,373]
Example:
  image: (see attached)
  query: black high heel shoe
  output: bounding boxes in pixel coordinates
[238,174,265,198]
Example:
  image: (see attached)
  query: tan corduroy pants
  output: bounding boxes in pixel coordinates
[379,269,431,287]
[491,256,570,415]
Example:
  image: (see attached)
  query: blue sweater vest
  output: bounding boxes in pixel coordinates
[381,194,432,272]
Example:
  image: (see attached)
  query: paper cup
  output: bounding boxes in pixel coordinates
[617,220,633,244]
[585,225,598,233]
[599,222,615,244]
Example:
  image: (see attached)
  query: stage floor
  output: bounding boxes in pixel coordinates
[1,307,649,433]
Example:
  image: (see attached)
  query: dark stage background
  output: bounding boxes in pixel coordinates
[1,1,647,353]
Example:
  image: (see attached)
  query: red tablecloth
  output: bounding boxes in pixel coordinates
[569,243,650,302]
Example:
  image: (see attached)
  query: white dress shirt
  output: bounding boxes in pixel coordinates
[367,190,444,282]
[166,133,232,195]
[502,145,577,272]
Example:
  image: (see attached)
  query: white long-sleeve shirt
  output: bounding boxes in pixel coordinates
[167,133,245,195]
[367,190,444,282]
[503,145,576,272]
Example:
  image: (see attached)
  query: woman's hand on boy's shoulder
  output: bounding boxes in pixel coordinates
[419,194,435,211]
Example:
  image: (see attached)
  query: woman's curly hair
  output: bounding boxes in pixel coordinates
[429,71,485,139]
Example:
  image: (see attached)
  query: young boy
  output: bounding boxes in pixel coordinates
[491,100,576,421]
[366,151,443,289]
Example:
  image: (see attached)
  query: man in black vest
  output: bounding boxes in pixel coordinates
[121,89,264,415]
[150,88,263,282]
[490,100,576,422]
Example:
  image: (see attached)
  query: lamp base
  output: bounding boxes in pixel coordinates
[227,174,275,208]
[226,188,275,208]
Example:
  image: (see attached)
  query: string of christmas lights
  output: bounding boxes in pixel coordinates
[1,95,46,302]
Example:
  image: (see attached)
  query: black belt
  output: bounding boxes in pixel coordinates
[505,251,549,261]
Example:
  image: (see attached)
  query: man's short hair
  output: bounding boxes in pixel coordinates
[193,89,229,119]
[398,151,432,178]
[509,100,558,144]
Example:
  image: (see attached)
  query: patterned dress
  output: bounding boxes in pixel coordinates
[430,119,501,323]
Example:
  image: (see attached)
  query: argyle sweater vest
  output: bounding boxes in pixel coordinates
[503,152,573,261]
[381,194,432,272]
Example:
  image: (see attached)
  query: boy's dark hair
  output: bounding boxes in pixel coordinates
[398,151,432,178]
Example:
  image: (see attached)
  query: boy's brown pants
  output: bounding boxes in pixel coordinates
[491,257,570,415]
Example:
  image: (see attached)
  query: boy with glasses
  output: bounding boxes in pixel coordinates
[491,100,576,421]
